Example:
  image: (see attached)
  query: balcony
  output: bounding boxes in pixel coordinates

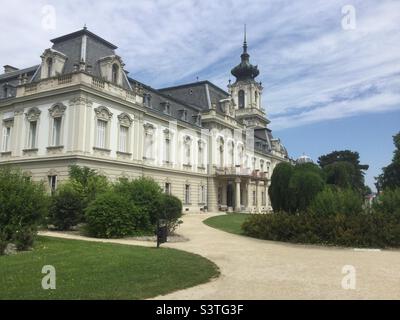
[16,71,143,105]
[215,166,268,180]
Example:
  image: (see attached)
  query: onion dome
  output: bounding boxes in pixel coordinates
[231,26,260,82]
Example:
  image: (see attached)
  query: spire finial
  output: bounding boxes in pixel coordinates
[83,23,87,30]
[243,24,247,53]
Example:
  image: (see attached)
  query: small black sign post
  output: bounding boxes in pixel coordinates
[156,219,167,248]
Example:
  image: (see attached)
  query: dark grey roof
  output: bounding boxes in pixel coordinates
[158,80,229,114]
[0,65,38,100]
[128,77,202,127]
[51,28,118,49]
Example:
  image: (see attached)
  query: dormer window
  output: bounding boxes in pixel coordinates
[143,93,152,108]
[181,109,188,121]
[238,90,245,108]
[161,101,170,114]
[112,64,119,84]
[47,58,53,78]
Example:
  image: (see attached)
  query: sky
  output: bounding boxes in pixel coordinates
[0,0,399,191]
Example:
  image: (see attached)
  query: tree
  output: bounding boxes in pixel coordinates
[269,162,294,212]
[376,132,400,191]
[0,167,48,253]
[288,163,325,212]
[318,150,369,192]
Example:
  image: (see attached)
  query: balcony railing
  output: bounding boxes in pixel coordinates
[215,166,269,179]
[16,71,143,105]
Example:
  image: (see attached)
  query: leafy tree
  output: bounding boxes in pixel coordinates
[0,167,48,253]
[114,177,163,225]
[376,132,400,191]
[269,162,294,212]
[68,165,110,206]
[49,182,84,230]
[288,163,325,212]
[318,150,369,192]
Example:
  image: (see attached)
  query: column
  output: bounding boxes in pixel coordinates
[265,181,269,211]
[222,182,227,206]
[255,180,260,213]
[247,180,252,212]
[235,178,241,212]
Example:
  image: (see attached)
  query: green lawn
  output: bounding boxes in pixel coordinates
[203,214,249,235]
[0,236,219,300]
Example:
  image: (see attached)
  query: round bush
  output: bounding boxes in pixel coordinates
[160,194,183,234]
[84,192,142,238]
[50,183,84,230]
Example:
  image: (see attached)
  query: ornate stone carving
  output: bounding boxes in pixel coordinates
[69,97,93,107]
[117,112,133,127]
[25,107,41,121]
[94,106,113,121]
[48,103,66,118]
[143,122,155,135]
[163,128,172,140]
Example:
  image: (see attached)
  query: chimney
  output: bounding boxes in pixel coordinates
[3,65,19,74]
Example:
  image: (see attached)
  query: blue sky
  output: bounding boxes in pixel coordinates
[1,0,399,190]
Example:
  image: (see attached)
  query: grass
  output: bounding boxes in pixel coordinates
[0,236,219,300]
[203,213,249,235]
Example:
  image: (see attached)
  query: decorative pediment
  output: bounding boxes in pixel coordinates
[25,107,41,122]
[49,103,66,118]
[94,106,113,121]
[118,112,133,127]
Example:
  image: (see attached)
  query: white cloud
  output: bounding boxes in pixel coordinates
[0,0,399,130]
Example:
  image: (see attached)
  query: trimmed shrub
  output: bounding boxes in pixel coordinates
[242,211,400,248]
[373,188,400,216]
[0,167,48,251]
[114,177,163,225]
[49,183,84,230]
[309,187,363,216]
[84,191,144,238]
[269,162,294,212]
[160,194,183,235]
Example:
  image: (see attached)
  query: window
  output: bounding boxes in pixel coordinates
[181,109,188,121]
[28,121,37,149]
[119,125,128,152]
[112,64,119,84]
[52,117,62,146]
[143,94,152,108]
[252,157,256,170]
[2,126,11,152]
[185,143,191,165]
[143,123,155,159]
[228,142,234,166]
[238,90,245,108]
[164,138,171,162]
[198,141,204,167]
[185,184,190,204]
[200,185,206,204]
[165,183,171,195]
[96,119,107,149]
[255,91,258,105]
[253,190,256,205]
[260,160,264,172]
[47,58,53,78]
[262,191,266,206]
[3,86,8,99]
[48,175,57,194]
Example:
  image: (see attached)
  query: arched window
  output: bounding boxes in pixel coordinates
[238,90,245,108]
[217,137,224,167]
[112,64,119,84]
[47,58,53,78]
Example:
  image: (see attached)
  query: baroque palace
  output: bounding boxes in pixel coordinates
[0,28,289,213]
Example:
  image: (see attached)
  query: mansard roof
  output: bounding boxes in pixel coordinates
[51,28,118,49]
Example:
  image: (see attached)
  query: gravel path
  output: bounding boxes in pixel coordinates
[40,214,400,299]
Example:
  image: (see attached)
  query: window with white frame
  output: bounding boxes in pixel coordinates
[184,184,191,204]
[25,107,41,150]
[48,103,66,147]
[143,123,155,159]
[228,141,234,166]
[163,129,172,163]
[94,106,113,150]
[260,160,264,172]
[119,126,128,152]
[183,136,191,165]
[2,120,12,152]
[217,137,224,167]
[200,185,206,204]
[198,140,205,167]
[117,113,133,153]
[96,119,107,149]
